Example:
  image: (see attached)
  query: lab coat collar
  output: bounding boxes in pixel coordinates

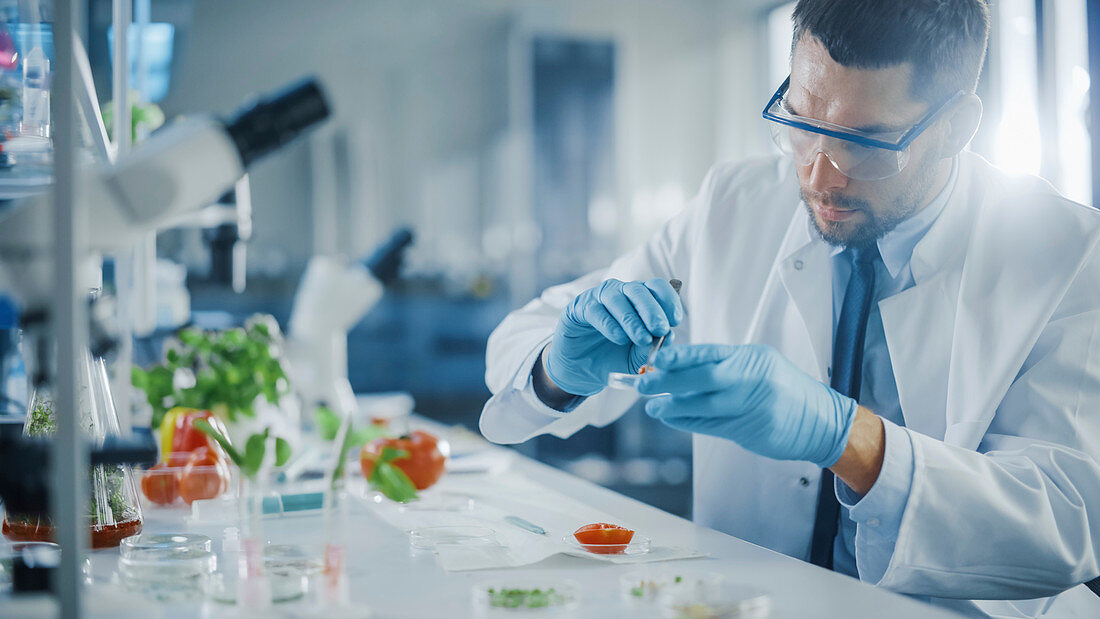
[823,156,959,280]
[877,154,976,439]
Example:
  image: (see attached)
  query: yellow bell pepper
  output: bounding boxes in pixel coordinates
[159,407,188,458]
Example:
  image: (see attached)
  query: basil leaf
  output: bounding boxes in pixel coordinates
[274,437,292,467]
[371,461,418,503]
[314,406,341,441]
[242,430,269,478]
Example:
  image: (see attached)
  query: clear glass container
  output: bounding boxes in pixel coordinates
[137,460,234,509]
[2,344,144,549]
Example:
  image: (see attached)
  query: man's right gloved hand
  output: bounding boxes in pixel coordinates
[543,278,683,396]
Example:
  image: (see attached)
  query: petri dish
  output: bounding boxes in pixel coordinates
[118,548,216,603]
[409,526,499,551]
[620,570,724,603]
[398,492,475,513]
[472,579,580,615]
[263,544,324,578]
[207,544,314,606]
[659,584,771,619]
[562,534,651,557]
[120,533,212,560]
[363,488,475,512]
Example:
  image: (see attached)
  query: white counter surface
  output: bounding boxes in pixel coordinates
[3,423,960,618]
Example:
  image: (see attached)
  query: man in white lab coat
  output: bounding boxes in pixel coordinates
[480,0,1100,616]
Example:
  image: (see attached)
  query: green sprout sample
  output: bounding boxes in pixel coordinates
[486,587,569,609]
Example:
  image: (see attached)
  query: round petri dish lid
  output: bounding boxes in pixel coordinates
[409,525,499,551]
[472,578,580,613]
[562,534,651,557]
[658,584,771,619]
[619,569,725,602]
[120,533,212,560]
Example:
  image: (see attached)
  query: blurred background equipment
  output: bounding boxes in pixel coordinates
[287,227,414,421]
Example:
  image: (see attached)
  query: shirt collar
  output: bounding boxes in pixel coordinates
[826,156,959,278]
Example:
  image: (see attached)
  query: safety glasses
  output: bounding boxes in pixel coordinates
[762,76,964,181]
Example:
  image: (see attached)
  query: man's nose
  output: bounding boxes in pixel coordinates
[805,151,849,193]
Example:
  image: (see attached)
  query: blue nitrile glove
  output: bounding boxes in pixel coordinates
[637,344,857,468]
[544,278,683,396]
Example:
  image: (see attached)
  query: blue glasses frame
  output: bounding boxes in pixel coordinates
[762,75,964,152]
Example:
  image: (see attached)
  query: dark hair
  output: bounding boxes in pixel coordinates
[792,0,991,104]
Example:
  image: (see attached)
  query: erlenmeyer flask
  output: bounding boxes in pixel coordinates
[2,347,144,548]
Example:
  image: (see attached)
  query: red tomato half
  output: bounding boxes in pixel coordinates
[360,430,446,490]
[573,523,635,554]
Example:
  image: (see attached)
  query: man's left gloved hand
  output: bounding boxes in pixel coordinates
[637,344,857,468]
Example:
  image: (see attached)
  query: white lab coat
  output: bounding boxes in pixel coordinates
[480,151,1100,617]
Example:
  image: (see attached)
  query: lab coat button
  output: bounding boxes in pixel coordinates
[867,518,880,527]
[799,477,810,487]
[793,259,804,270]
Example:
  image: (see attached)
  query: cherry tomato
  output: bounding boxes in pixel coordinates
[360,430,446,490]
[573,523,635,554]
[178,448,230,504]
[141,462,179,505]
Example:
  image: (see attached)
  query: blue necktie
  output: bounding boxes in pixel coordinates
[809,245,879,569]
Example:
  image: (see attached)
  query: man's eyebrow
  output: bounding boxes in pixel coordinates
[781,97,905,134]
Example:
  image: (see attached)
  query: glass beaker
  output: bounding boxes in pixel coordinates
[1,346,144,549]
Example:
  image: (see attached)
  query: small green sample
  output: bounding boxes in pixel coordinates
[486,587,568,609]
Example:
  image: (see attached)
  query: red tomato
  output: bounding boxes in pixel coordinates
[178,448,230,504]
[171,410,218,454]
[360,430,446,490]
[573,523,635,554]
[141,462,179,505]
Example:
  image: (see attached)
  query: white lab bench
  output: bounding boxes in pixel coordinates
[4,426,960,618]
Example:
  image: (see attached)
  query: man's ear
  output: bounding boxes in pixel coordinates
[939,94,983,157]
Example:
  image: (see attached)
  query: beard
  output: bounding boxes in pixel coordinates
[800,154,941,248]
